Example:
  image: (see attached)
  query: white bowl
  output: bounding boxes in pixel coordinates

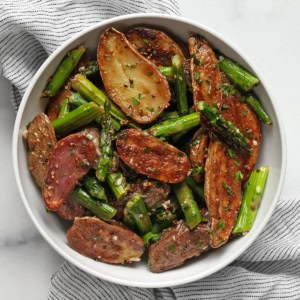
[13,14,286,288]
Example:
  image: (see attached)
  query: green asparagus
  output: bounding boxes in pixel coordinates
[185,176,205,202]
[172,55,188,115]
[71,187,116,220]
[160,111,179,121]
[241,95,272,125]
[125,194,152,235]
[51,102,101,136]
[172,182,202,229]
[219,57,260,92]
[58,98,69,118]
[158,66,175,82]
[96,98,113,181]
[82,174,107,202]
[199,101,249,150]
[148,112,200,137]
[107,172,129,200]
[43,46,85,97]
[123,206,137,230]
[232,166,269,234]
[69,92,121,131]
[79,60,99,77]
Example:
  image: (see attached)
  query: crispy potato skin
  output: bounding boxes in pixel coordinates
[56,194,84,220]
[220,73,261,181]
[43,132,96,211]
[67,217,145,264]
[189,128,210,182]
[188,36,222,109]
[149,221,210,273]
[25,113,57,188]
[126,27,187,67]
[116,129,191,183]
[204,139,242,248]
[98,28,171,124]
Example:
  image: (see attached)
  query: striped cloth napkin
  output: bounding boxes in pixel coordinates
[1,1,299,299]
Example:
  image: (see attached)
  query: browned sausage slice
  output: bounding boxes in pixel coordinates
[67,217,145,264]
[56,194,84,220]
[116,129,191,183]
[188,35,222,109]
[98,28,171,124]
[204,139,242,248]
[220,73,261,181]
[189,128,210,182]
[25,113,57,188]
[126,27,187,67]
[43,132,96,211]
[149,221,210,273]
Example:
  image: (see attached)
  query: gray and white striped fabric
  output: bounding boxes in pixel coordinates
[1,1,299,299]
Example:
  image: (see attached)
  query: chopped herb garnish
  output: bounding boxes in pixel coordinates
[144,147,151,153]
[147,71,153,76]
[222,182,234,196]
[217,219,225,231]
[125,63,136,68]
[138,93,144,99]
[193,71,202,84]
[143,39,149,44]
[224,205,231,211]
[212,63,217,69]
[234,160,241,167]
[177,152,184,157]
[193,57,203,66]
[242,109,249,116]
[131,97,140,105]
[227,148,236,159]
[195,240,203,248]
[191,139,200,146]
[221,83,237,96]
[129,79,134,88]
[168,243,176,252]
[222,104,229,110]
[235,171,244,181]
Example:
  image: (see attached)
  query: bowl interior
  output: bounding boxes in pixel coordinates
[13,14,285,288]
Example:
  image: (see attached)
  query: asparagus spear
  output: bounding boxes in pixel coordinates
[58,98,69,118]
[172,182,202,229]
[148,112,200,137]
[232,166,269,234]
[160,111,179,121]
[158,66,175,82]
[96,98,113,181]
[69,92,121,131]
[185,176,205,202]
[219,57,260,92]
[172,55,188,115]
[43,46,85,97]
[125,193,152,235]
[51,102,101,136]
[79,60,99,77]
[71,187,116,220]
[123,206,137,231]
[241,95,272,125]
[82,174,107,202]
[107,172,129,200]
[71,74,140,129]
[198,101,249,150]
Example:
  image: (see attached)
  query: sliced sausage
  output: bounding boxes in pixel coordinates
[56,194,84,220]
[43,132,96,211]
[98,28,171,124]
[188,35,222,109]
[204,138,242,248]
[220,73,261,181]
[149,221,210,273]
[67,217,145,264]
[116,129,191,183]
[126,27,187,67]
[82,127,101,170]
[189,128,210,182]
[25,113,57,188]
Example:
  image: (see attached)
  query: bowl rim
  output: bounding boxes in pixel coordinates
[12,13,287,288]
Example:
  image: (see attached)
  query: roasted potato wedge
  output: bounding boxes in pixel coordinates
[98,28,171,124]
[116,129,191,183]
[126,27,187,67]
[188,35,222,109]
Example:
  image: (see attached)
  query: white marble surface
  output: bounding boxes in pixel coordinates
[1,1,299,299]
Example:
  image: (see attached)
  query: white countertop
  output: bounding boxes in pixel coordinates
[1,1,299,299]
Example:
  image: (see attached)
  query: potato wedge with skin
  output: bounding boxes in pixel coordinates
[188,35,222,109]
[98,28,171,124]
[116,129,191,183]
[126,27,187,67]
[67,217,145,264]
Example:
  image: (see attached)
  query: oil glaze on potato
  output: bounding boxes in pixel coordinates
[116,129,191,183]
[98,28,171,124]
